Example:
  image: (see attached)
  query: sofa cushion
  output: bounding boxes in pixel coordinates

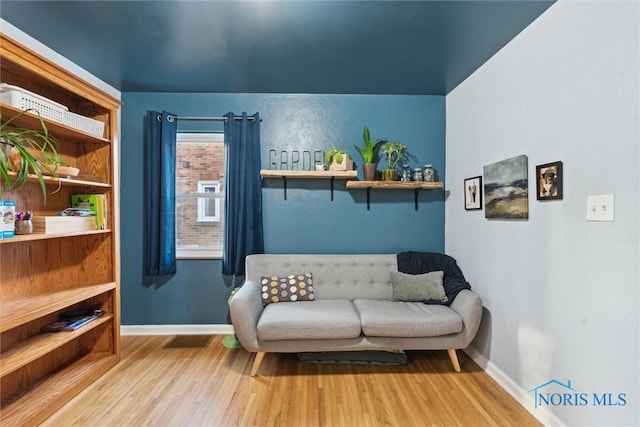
[390,270,448,303]
[261,273,315,305]
[353,299,463,338]
[257,299,361,341]
[246,254,397,301]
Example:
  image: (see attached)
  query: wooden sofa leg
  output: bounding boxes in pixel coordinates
[447,349,461,372]
[250,352,266,377]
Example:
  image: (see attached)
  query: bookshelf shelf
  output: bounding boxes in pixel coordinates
[0,229,111,245]
[0,104,110,145]
[0,314,114,377]
[0,282,116,333]
[0,353,119,426]
[5,171,111,189]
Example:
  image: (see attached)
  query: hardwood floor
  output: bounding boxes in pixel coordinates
[41,335,541,426]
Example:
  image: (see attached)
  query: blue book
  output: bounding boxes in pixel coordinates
[42,311,104,332]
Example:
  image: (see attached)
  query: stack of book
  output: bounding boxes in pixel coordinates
[42,308,105,332]
[71,194,107,230]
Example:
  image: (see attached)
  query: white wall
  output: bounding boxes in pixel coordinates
[446,1,639,426]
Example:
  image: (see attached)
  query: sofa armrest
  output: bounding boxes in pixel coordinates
[449,289,483,347]
[229,280,264,352]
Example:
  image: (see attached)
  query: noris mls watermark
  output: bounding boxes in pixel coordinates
[528,379,627,409]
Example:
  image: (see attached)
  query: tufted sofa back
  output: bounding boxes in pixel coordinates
[245,254,398,300]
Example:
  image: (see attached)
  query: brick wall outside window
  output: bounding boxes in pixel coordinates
[176,140,225,250]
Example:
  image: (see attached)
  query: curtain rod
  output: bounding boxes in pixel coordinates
[170,115,260,122]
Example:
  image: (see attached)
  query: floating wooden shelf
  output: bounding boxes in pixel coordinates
[345,180,444,210]
[260,169,357,179]
[260,169,357,200]
[346,181,443,190]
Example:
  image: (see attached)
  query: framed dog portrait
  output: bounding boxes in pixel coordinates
[464,176,482,210]
[536,161,563,200]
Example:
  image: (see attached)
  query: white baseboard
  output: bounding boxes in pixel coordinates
[121,324,234,336]
[463,346,565,427]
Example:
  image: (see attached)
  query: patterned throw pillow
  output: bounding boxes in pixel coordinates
[261,273,315,305]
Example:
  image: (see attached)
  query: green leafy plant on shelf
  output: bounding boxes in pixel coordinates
[324,146,346,165]
[0,109,61,201]
[380,141,409,181]
[353,125,386,164]
[353,125,387,181]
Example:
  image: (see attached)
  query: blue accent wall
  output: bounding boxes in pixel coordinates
[120,93,445,324]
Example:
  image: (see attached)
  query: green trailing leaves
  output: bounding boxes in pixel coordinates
[1,109,61,202]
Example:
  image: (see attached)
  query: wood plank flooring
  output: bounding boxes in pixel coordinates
[41,335,542,426]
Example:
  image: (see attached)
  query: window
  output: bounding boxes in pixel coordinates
[197,181,220,222]
[175,133,225,259]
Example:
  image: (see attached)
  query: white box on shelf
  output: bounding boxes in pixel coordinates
[0,83,68,123]
[63,110,105,138]
[32,216,96,234]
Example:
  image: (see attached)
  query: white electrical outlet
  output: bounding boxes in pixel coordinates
[586,194,614,221]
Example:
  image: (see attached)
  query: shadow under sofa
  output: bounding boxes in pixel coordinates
[230,253,483,376]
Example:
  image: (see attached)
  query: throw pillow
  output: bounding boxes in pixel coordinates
[390,270,448,303]
[261,273,315,305]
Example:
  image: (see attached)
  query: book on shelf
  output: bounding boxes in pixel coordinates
[1,200,16,239]
[42,308,105,332]
[70,194,107,230]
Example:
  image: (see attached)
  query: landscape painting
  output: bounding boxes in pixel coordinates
[483,154,529,219]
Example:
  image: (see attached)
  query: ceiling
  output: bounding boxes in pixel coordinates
[0,1,554,95]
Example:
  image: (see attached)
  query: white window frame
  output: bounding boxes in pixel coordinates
[197,180,221,222]
[176,132,225,260]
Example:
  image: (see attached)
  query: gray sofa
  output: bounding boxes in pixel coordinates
[230,253,482,376]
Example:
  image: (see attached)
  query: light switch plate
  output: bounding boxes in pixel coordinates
[586,194,614,221]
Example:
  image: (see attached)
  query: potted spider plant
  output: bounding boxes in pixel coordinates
[380,141,408,181]
[1,109,62,201]
[353,125,386,181]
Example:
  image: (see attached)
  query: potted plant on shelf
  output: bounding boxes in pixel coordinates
[38,152,80,179]
[1,109,62,201]
[380,141,408,181]
[353,125,386,181]
[325,146,353,171]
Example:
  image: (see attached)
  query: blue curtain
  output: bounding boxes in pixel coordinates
[144,111,177,276]
[223,112,264,276]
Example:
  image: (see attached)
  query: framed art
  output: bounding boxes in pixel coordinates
[483,154,529,219]
[464,176,482,210]
[536,161,563,200]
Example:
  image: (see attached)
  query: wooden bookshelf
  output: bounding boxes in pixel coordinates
[0,33,121,424]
